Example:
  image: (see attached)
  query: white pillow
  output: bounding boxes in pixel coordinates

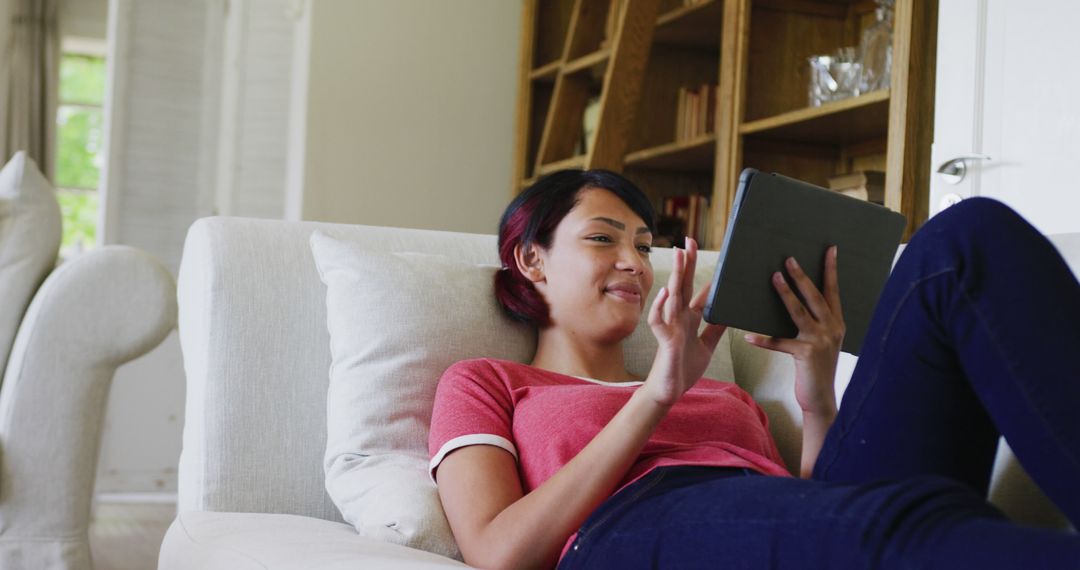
[309,230,735,558]
[0,151,61,378]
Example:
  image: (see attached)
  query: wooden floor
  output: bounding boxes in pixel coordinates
[89,499,176,570]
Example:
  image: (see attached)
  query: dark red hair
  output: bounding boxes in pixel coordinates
[494,169,656,327]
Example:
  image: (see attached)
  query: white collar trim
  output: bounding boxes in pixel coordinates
[570,375,645,387]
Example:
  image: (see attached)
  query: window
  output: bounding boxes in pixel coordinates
[55,45,106,258]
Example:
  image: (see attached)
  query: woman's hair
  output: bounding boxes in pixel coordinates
[495,169,656,327]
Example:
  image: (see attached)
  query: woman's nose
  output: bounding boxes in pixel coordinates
[615,245,646,275]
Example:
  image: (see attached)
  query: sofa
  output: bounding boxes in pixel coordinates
[159,215,1077,569]
[0,152,178,569]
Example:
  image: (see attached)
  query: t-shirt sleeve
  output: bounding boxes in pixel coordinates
[428,360,519,484]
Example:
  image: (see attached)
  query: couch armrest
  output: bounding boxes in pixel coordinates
[0,246,176,548]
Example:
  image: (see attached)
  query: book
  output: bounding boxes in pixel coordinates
[659,194,710,247]
[705,83,716,134]
[827,170,885,205]
[704,169,906,355]
[675,87,686,141]
[686,90,696,139]
[674,84,717,142]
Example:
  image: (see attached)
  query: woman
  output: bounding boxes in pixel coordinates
[427,169,1080,569]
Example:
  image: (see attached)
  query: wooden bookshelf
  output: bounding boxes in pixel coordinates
[514,0,939,247]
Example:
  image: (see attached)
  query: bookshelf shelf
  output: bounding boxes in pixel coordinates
[739,90,891,145]
[625,134,716,172]
[654,0,723,49]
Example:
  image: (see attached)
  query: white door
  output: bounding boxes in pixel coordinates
[930,0,1080,235]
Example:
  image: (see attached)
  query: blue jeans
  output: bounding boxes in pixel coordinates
[558,198,1080,569]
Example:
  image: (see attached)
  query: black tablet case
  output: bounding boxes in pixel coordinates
[703,169,906,355]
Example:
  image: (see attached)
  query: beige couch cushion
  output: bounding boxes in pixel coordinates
[0,151,61,379]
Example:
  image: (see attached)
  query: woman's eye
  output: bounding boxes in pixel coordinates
[587,235,650,253]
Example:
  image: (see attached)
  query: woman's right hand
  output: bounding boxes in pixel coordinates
[642,238,728,408]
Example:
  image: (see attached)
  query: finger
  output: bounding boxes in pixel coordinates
[667,247,683,295]
[666,249,684,322]
[783,256,830,321]
[823,245,844,322]
[682,237,698,302]
[772,271,814,329]
[649,286,668,327]
[743,333,807,356]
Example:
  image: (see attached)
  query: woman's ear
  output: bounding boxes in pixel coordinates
[514,242,545,283]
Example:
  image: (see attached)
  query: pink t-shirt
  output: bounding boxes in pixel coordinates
[428,358,791,562]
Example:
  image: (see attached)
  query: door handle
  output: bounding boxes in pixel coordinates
[936,154,992,184]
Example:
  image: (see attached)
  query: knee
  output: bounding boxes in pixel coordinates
[923,198,1032,239]
[909,197,1039,253]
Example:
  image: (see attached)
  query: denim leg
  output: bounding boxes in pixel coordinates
[558,470,1080,569]
[813,198,1080,526]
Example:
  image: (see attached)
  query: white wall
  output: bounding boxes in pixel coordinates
[298,0,520,234]
[93,0,521,493]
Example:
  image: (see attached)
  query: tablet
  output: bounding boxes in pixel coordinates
[703,169,906,355]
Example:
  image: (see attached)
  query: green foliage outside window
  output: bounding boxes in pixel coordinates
[57,190,99,253]
[59,54,105,105]
[56,106,103,190]
[56,53,106,255]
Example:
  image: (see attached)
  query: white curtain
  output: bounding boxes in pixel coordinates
[0,0,59,180]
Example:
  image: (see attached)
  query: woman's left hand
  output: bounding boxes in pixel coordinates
[744,246,844,416]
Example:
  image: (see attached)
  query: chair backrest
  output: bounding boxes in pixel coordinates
[175,217,727,520]
[0,152,61,381]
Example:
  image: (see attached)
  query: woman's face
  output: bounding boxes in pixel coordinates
[531,187,654,343]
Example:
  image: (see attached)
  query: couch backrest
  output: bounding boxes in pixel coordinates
[176,217,727,520]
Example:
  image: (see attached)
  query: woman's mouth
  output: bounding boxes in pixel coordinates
[605,290,640,303]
